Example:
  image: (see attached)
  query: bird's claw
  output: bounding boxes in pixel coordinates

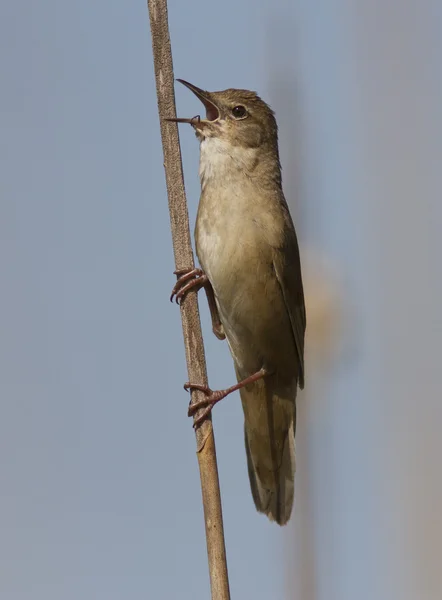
[170,268,207,304]
[185,382,225,428]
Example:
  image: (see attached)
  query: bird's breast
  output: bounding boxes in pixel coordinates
[195,186,259,286]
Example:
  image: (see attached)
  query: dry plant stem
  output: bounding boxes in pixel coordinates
[147,1,230,598]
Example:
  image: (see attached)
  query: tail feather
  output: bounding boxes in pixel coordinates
[244,419,295,525]
[237,366,297,525]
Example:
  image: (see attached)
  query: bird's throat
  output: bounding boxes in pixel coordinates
[199,137,259,189]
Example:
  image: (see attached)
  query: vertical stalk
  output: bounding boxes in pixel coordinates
[147,2,230,598]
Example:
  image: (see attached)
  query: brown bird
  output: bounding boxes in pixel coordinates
[168,80,306,525]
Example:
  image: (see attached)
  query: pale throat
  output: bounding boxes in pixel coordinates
[198,136,259,188]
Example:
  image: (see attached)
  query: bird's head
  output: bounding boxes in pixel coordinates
[167,79,278,151]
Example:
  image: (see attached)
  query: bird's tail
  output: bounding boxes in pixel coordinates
[241,378,296,526]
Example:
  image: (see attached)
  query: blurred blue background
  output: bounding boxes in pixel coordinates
[1,1,441,599]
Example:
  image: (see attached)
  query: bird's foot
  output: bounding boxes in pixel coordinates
[185,367,268,428]
[170,268,207,304]
[185,383,230,428]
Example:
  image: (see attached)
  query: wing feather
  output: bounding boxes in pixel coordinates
[272,209,306,388]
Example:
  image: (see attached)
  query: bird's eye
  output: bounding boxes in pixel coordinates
[231,105,248,119]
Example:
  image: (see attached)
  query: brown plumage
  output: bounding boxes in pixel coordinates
[171,80,305,525]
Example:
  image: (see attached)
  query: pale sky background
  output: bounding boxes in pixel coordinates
[1,1,442,599]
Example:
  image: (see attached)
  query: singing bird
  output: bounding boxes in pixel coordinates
[169,80,306,525]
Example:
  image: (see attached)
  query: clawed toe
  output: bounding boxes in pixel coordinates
[185,382,213,418]
[170,268,207,304]
[184,382,212,395]
[185,382,226,427]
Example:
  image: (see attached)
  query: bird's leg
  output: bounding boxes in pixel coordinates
[186,367,268,428]
[170,268,225,340]
[204,283,225,340]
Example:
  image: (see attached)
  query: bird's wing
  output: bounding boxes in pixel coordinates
[272,217,306,389]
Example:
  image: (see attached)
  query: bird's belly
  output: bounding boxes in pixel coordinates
[196,215,296,376]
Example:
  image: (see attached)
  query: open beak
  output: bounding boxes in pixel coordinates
[165,79,219,124]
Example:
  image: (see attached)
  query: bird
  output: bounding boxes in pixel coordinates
[168,80,306,525]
